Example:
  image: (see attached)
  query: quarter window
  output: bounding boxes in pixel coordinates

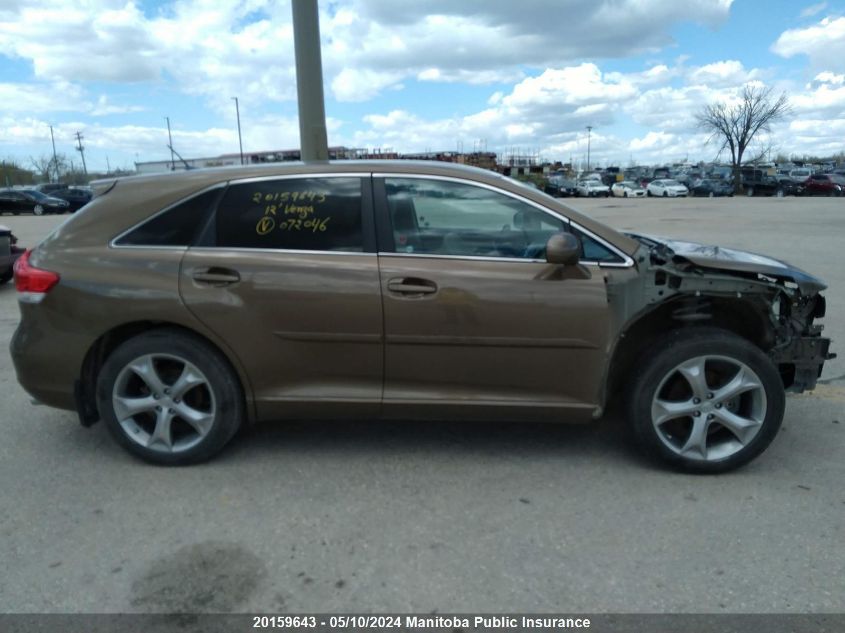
[384,178,565,259]
[216,177,363,252]
[115,187,221,247]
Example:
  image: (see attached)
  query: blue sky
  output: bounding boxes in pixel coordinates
[2,0,845,173]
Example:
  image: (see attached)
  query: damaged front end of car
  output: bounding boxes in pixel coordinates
[605,234,835,404]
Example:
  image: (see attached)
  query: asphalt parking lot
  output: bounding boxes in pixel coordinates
[0,196,843,614]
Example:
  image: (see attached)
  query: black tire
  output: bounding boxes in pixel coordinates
[626,328,785,474]
[0,269,12,284]
[662,191,668,197]
[96,328,244,465]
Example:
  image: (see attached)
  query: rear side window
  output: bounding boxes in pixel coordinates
[215,177,363,252]
[115,188,221,247]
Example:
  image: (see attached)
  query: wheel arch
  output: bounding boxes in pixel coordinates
[77,320,255,427]
[603,295,777,406]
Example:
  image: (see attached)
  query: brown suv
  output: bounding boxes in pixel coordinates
[10,161,834,471]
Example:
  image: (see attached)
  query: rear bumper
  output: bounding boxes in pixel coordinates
[0,248,22,274]
[10,310,87,411]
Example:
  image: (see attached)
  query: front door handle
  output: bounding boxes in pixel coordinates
[387,277,437,295]
[192,267,241,286]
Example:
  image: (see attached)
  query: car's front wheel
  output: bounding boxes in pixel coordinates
[96,329,244,465]
[627,328,785,473]
[33,204,44,216]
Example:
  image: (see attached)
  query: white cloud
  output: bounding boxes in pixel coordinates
[687,60,759,87]
[772,17,845,71]
[800,2,828,18]
[331,68,404,103]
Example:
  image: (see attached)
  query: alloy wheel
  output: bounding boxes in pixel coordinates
[650,355,767,462]
[112,353,217,453]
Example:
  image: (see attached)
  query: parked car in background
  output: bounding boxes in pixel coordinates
[51,187,93,212]
[647,179,688,197]
[742,175,798,197]
[789,168,813,181]
[544,176,578,198]
[802,174,845,196]
[10,160,833,472]
[0,189,69,215]
[34,183,69,195]
[611,181,646,197]
[576,180,610,197]
[0,224,23,284]
[690,179,734,197]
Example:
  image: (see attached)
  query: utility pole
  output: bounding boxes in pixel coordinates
[232,97,244,165]
[49,125,59,183]
[586,125,593,172]
[291,0,329,161]
[165,117,175,170]
[74,131,88,176]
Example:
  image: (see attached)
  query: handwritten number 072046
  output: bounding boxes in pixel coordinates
[280,217,330,232]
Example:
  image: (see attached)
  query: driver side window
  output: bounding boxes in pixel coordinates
[384,178,565,259]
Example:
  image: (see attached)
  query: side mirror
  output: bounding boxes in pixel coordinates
[545,233,581,266]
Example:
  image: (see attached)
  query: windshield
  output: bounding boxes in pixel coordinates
[664,180,682,186]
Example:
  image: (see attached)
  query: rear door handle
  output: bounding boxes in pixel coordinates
[387,277,437,295]
[192,267,241,286]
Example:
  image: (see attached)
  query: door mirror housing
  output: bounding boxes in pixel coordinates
[545,233,581,266]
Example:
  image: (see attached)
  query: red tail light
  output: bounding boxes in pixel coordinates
[14,249,60,298]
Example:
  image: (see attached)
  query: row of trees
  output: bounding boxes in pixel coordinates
[2,155,133,187]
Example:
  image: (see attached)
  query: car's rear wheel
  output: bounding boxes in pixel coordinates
[776,189,784,198]
[627,328,785,473]
[746,187,754,197]
[708,191,715,198]
[96,329,244,465]
[662,191,668,197]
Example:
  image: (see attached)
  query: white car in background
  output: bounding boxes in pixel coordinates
[576,180,610,197]
[611,181,646,197]
[647,179,689,197]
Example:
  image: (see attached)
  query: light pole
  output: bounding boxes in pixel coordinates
[586,125,592,172]
[291,0,329,161]
[49,125,59,182]
[232,97,244,165]
[165,117,175,170]
[75,131,88,176]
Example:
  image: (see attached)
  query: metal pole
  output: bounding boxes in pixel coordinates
[166,117,175,170]
[49,125,59,182]
[586,126,592,172]
[75,131,88,176]
[233,97,244,165]
[291,0,329,161]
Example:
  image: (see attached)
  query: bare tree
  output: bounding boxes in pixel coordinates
[29,153,68,183]
[696,85,791,192]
